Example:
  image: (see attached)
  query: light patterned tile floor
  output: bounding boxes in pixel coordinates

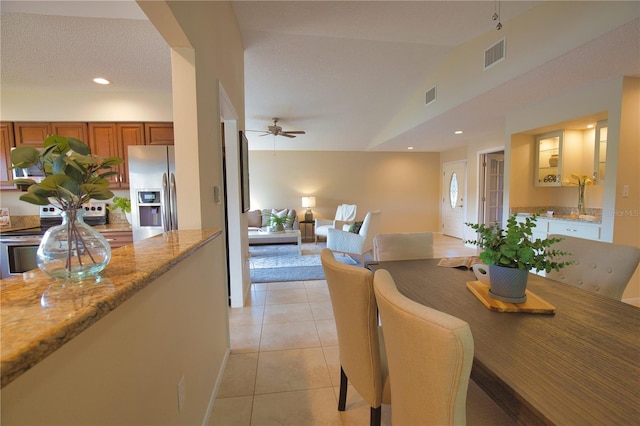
[210,235,514,426]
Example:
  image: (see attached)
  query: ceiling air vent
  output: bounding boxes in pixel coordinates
[484,38,505,70]
[425,86,436,106]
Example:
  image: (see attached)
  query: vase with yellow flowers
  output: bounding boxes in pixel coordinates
[568,173,593,215]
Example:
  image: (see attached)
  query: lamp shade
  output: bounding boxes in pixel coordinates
[301,196,316,208]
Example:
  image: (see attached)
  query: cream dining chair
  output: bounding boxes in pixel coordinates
[320,248,391,426]
[314,204,357,243]
[373,232,434,261]
[545,234,640,300]
[373,269,474,426]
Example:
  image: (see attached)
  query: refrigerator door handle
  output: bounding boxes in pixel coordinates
[170,173,178,230]
[162,172,170,231]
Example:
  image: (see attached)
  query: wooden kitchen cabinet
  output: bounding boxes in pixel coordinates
[1,122,15,188]
[145,122,174,145]
[88,123,143,189]
[117,123,144,188]
[13,122,88,147]
[13,122,50,147]
[51,122,88,141]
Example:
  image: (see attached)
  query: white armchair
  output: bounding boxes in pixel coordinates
[327,210,381,265]
[314,204,357,243]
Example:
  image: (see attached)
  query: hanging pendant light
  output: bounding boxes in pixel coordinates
[493,0,502,30]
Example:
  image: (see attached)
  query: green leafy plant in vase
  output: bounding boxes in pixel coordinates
[262,212,293,233]
[465,213,572,303]
[10,135,123,280]
[108,196,132,224]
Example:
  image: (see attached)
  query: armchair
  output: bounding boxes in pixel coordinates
[314,204,357,243]
[327,210,381,265]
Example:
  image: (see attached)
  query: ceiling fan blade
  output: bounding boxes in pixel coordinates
[282,130,305,134]
[280,133,296,138]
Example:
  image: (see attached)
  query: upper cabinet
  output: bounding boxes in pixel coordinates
[594,120,607,183]
[14,122,88,147]
[2,121,173,191]
[1,122,15,188]
[145,122,174,145]
[534,130,563,187]
[14,122,51,146]
[88,123,145,189]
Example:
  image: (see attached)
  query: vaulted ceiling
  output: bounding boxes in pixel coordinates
[1,1,638,152]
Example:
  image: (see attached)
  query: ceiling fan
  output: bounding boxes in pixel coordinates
[247,118,306,138]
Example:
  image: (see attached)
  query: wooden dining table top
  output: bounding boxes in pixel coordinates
[367,259,640,425]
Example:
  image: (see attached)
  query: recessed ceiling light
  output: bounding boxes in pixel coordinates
[454,130,463,135]
[587,124,595,129]
[407,146,414,150]
[93,77,111,85]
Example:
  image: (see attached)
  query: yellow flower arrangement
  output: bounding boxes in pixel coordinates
[568,173,593,215]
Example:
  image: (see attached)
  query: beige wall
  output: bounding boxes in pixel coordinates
[248,151,441,233]
[613,77,640,296]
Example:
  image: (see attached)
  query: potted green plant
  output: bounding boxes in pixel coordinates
[465,213,572,303]
[108,196,132,224]
[262,211,292,233]
[10,135,122,280]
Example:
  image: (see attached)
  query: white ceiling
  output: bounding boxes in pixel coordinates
[1,1,639,152]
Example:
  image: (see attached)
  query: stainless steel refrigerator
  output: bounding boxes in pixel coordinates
[128,145,178,242]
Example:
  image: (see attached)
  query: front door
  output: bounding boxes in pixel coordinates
[442,161,466,239]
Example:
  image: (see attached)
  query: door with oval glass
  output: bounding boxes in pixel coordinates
[442,161,466,239]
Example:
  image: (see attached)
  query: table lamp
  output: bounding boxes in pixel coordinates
[301,196,316,222]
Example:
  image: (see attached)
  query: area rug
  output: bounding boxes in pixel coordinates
[249,243,359,282]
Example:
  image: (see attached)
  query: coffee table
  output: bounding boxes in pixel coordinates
[248,229,302,255]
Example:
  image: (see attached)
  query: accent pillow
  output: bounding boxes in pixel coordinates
[273,208,293,228]
[349,221,363,234]
[247,210,262,228]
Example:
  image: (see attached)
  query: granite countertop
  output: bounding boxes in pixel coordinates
[516,212,601,224]
[0,228,221,388]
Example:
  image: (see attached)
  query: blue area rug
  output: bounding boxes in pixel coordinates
[249,244,359,282]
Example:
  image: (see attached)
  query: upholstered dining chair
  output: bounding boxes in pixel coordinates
[314,204,357,243]
[373,269,474,426]
[546,234,640,300]
[320,248,391,426]
[327,210,381,265]
[373,232,434,261]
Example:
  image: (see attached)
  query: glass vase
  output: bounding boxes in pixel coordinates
[37,208,111,280]
[577,184,586,215]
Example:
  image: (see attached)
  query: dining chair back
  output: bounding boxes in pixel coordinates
[546,234,640,300]
[373,269,473,426]
[373,232,434,261]
[320,248,390,426]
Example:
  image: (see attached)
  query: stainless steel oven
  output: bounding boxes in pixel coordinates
[0,235,42,278]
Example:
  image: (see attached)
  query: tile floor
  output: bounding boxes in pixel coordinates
[210,235,514,425]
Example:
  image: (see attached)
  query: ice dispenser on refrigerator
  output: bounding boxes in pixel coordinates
[136,190,162,227]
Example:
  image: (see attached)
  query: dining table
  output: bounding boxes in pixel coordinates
[367,258,640,425]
